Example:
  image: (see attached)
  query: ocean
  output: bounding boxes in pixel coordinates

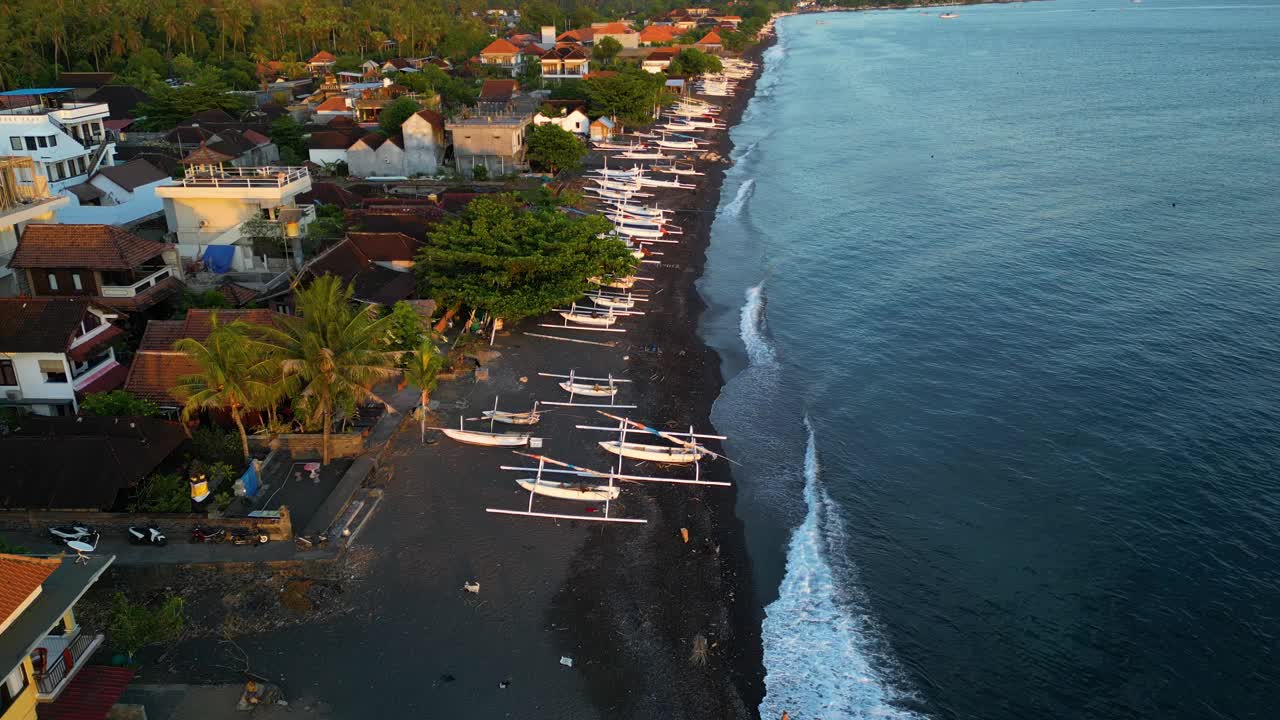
[697,1,1280,718]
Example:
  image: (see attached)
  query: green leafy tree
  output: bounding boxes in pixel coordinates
[666,48,723,77]
[268,114,306,158]
[585,67,670,127]
[135,74,248,130]
[568,7,596,29]
[129,473,191,513]
[592,36,623,66]
[249,277,401,464]
[79,390,161,418]
[379,96,423,136]
[550,80,588,102]
[172,317,276,463]
[108,592,185,661]
[384,300,428,356]
[334,54,364,73]
[414,194,637,323]
[526,123,586,175]
[402,340,444,443]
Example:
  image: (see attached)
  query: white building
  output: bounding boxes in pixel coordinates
[533,107,590,136]
[0,157,68,296]
[57,159,171,226]
[0,89,115,193]
[0,297,126,416]
[155,160,314,272]
[346,109,446,178]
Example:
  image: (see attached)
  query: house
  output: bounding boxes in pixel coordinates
[346,134,395,178]
[313,95,353,122]
[447,91,533,179]
[0,297,128,415]
[533,106,590,136]
[478,38,524,76]
[696,31,724,52]
[360,59,382,80]
[353,83,412,124]
[0,89,115,193]
[538,46,590,81]
[398,109,446,175]
[477,79,519,113]
[9,224,184,313]
[0,552,135,718]
[381,58,412,74]
[307,51,337,74]
[124,309,284,412]
[642,47,680,73]
[0,158,68,297]
[344,201,443,240]
[293,236,417,306]
[56,158,171,226]
[591,22,640,48]
[590,116,617,141]
[557,28,595,45]
[639,25,681,46]
[154,162,314,273]
[84,85,150,122]
[714,15,743,28]
[307,130,360,167]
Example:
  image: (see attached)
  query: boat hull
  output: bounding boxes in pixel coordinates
[560,381,618,396]
[481,410,541,425]
[598,440,705,463]
[517,479,620,502]
[560,311,617,326]
[440,428,531,446]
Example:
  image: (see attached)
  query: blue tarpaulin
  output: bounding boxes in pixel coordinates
[237,462,260,497]
[202,245,236,273]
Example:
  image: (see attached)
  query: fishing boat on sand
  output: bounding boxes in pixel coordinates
[598,440,709,463]
[433,416,533,447]
[516,478,620,502]
[560,380,619,396]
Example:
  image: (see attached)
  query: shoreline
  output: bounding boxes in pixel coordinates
[552,34,779,719]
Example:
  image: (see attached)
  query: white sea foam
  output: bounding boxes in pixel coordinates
[734,140,761,164]
[740,282,777,368]
[722,178,756,217]
[759,420,927,720]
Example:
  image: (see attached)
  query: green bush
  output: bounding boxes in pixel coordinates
[79,390,161,418]
[109,592,185,660]
[191,427,243,466]
[129,474,191,514]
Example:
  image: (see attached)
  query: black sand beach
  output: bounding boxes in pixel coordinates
[115,37,776,719]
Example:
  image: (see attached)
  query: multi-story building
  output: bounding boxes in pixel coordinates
[0,297,127,415]
[537,46,591,82]
[0,89,115,193]
[0,158,67,297]
[155,160,314,272]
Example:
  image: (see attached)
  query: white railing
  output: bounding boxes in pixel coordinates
[175,166,310,189]
[99,267,173,298]
[68,320,113,349]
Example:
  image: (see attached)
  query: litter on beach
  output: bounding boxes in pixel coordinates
[463,581,480,594]
[560,656,574,668]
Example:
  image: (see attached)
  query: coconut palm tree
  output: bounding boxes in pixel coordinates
[172,317,275,463]
[402,340,444,443]
[251,276,401,464]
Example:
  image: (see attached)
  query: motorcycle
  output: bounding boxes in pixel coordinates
[127,525,167,546]
[190,526,226,544]
[48,524,97,546]
[229,527,269,546]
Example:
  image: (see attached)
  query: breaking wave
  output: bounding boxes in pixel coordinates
[721,178,756,217]
[740,282,777,368]
[759,419,927,720]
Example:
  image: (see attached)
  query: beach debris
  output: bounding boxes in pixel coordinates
[680,528,690,543]
[439,674,456,683]
[519,376,528,383]
[560,656,575,668]
[499,679,511,689]
[463,581,480,594]
[690,634,709,667]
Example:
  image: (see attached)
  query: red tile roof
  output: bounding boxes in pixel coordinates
[698,31,723,45]
[479,79,518,101]
[315,96,349,113]
[75,361,129,395]
[35,666,136,720]
[558,28,595,43]
[414,108,445,129]
[639,25,680,43]
[352,133,386,150]
[0,298,108,354]
[126,310,284,404]
[347,232,420,262]
[481,38,521,56]
[0,554,60,626]
[11,225,171,270]
[593,22,636,35]
[309,51,337,64]
[216,281,260,307]
[243,129,271,146]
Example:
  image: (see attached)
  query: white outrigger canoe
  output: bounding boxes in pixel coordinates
[482,409,541,425]
[516,478,620,502]
[587,294,636,310]
[559,309,617,326]
[560,380,618,396]
[439,427,533,446]
[598,440,708,464]
[589,275,639,289]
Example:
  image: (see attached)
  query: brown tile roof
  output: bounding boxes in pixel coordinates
[11,224,172,270]
[639,25,680,43]
[243,129,271,146]
[351,133,385,150]
[315,96,349,113]
[0,554,60,625]
[94,159,168,191]
[558,28,595,43]
[0,298,98,353]
[414,108,445,129]
[179,142,236,165]
[166,126,215,146]
[647,48,680,60]
[593,22,635,35]
[309,130,359,150]
[347,232,419,262]
[309,51,337,64]
[136,320,187,351]
[217,281,260,307]
[479,79,518,101]
[302,239,416,306]
[65,183,105,203]
[481,38,521,56]
[698,31,723,45]
[299,182,361,208]
[328,115,357,128]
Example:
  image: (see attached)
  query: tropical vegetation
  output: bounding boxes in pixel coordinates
[526,124,588,175]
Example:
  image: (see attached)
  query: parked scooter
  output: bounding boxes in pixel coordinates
[229,527,269,546]
[190,526,226,543]
[127,525,167,546]
[48,524,97,546]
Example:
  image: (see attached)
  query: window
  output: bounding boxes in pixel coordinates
[39,359,68,383]
[37,136,47,148]
[8,138,18,151]
[0,360,16,386]
[24,137,37,151]
[0,664,30,715]
[71,273,82,291]
[48,135,57,146]
[47,273,58,291]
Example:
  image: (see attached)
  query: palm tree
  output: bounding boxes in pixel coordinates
[172,317,275,464]
[402,340,444,443]
[252,277,401,464]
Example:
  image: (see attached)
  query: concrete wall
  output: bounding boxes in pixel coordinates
[163,196,261,246]
[401,114,444,176]
[308,148,347,166]
[0,352,75,414]
[346,146,379,178]
[247,431,366,459]
[0,506,294,541]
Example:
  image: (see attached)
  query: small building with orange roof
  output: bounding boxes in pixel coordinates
[639,25,681,46]
[479,38,524,76]
[591,21,640,48]
[696,31,724,52]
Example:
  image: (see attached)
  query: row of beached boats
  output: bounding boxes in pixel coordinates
[431,70,742,523]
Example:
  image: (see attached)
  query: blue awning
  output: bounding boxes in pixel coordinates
[202,244,236,274]
[0,87,73,96]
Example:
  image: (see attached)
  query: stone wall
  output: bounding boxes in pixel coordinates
[0,506,293,541]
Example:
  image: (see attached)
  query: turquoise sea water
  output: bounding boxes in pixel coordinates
[699,1,1280,718]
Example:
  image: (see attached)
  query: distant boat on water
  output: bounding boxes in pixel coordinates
[940,13,960,19]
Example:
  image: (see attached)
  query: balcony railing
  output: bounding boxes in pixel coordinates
[33,626,104,699]
[173,166,310,189]
[100,267,174,298]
